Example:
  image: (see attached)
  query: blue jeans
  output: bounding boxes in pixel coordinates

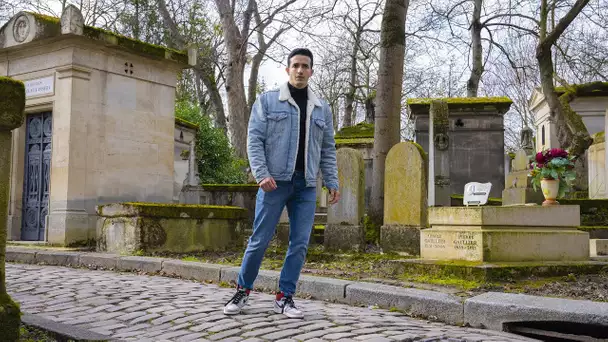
[237,171,316,296]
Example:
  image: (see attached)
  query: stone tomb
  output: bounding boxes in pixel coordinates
[421,206,589,262]
[1,7,195,245]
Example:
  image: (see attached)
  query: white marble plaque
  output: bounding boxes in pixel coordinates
[463,182,492,206]
[25,76,54,98]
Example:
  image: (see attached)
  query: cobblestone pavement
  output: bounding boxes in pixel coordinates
[7,263,537,342]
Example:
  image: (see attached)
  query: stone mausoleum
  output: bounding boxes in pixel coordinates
[1,6,194,245]
[409,97,512,200]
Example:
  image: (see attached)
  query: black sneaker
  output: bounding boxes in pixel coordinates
[274,294,303,318]
[223,288,249,315]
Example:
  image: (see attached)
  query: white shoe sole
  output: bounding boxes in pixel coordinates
[273,305,303,318]
[223,307,240,315]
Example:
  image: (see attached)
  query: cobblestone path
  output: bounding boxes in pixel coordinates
[7,263,537,342]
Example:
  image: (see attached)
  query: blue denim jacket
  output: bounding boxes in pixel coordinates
[247,82,339,190]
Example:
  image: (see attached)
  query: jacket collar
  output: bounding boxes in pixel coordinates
[279,82,322,107]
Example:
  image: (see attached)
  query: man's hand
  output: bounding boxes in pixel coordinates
[259,177,277,192]
[328,188,340,205]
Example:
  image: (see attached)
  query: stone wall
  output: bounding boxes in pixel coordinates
[179,184,258,224]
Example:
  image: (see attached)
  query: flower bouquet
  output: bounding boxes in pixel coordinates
[528,148,576,206]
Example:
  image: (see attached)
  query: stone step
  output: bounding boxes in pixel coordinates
[590,239,608,256]
[314,213,327,224]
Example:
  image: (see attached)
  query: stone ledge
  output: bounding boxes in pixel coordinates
[35,251,81,266]
[117,256,163,273]
[464,292,608,331]
[161,259,222,283]
[345,282,464,325]
[297,275,351,304]
[79,253,119,270]
[5,248,37,263]
[220,266,279,292]
[21,313,112,341]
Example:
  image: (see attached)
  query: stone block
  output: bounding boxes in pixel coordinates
[501,188,544,206]
[421,227,589,262]
[161,260,222,282]
[380,225,420,255]
[220,267,279,292]
[79,253,119,269]
[345,282,464,325]
[325,148,365,252]
[324,224,364,252]
[117,256,163,273]
[464,292,608,331]
[21,313,110,341]
[296,275,351,303]
[5,248,37,263]
[590,239,608,256]
[35,251,80,266]
[383,142,427,227]
[429,206,580,227]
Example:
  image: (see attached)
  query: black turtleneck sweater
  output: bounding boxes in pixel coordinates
[289,83,308,172]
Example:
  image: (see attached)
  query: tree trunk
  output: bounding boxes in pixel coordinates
[344,35,359,128]
[466,0,483,97]
[369,0,410,225]
[365,96,375,123]
[247,52,264,114]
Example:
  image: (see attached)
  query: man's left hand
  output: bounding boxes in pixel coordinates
[328,188,340,205]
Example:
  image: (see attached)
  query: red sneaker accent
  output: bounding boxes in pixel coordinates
[237,285,251,295]
[276,292,285,301]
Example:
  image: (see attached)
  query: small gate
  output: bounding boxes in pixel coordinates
[21,111,52,241]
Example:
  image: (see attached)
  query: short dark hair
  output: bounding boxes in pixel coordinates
[287,48,313,69]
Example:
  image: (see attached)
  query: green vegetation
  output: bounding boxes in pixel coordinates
[335,122,375,139]
[175,99,248,184]
[407,96,513,106]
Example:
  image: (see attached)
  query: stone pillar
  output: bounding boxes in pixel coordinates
[186,140,199,186]
[324,148,365,251]
[46,65,94,246]
[0,77,25,340]
[380,142,428,254]
[501,149,544,205]
[430,101,450,206]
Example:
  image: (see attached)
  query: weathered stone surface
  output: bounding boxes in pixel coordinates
[5,247,36,263]
[464,292,608,331]
[79,253,118,269]
[220,267,279,292]
[161,260,222,282]
[60,5,84,35]
[296,275,351,303]
[117,256,163,273]
[502,149,544,206]
[345,282,464,325]
[429,206,580,227]
[325,148,365,252]
[379,225,420,255]
[35,251,80,266]
[590,239,608,256]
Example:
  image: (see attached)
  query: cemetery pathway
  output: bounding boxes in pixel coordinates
[7,263,538,342]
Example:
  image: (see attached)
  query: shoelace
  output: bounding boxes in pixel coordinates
[283,296,297,309]
[226,290,247,305]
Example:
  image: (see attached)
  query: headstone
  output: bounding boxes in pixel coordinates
[60,5,84,36]
[431,100,450,206]
[324,148,365,251]
[463,182,491,206]
[380,142,428,254]
[502,149,544,205]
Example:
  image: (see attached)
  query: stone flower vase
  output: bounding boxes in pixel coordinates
[541,178,559,206]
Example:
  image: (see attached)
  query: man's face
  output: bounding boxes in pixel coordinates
[286,55,313,89]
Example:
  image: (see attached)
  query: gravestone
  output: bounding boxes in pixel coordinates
[380,142,428,254]
[324,148,365,251]
[502,149,544,205]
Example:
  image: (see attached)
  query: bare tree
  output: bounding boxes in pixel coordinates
[370,0,410,225]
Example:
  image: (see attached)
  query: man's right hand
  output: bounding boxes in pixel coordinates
[259,177,277,192]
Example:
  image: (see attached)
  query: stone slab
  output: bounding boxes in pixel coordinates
[296,275,351,303]
[590,239,608,256]
[22,313,111,341]
[117,256,163,273]
[421,227,589,262]
[429,206,580,227]
[161,259,222,282]
[35,251,81,266]
[5,248,37,263]
[380,224,421,255]
[345,282,464,325]
[79,253,119,269]
[464,292,608,331]
[220,267,279,292]
[324,224,364,252]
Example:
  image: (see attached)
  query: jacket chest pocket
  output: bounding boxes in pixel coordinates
[312,117,326,143]
[267,111,290,136]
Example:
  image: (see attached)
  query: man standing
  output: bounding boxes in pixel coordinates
[223,48,340,318]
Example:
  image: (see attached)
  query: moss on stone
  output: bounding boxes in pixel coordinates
[175,117,199,130]
[593,131,605,145]
[0,293,20,341]
[0,77,26,131]
[201,184,260,192]
[430,100,449,132]
[335,138,374,147]
[335,122,375,139]
[555,81,608,97]
[97,202,247,220]
[407,96,513,106]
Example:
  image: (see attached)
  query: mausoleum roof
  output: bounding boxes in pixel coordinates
[0,6,193,66]
[407,96,513,116]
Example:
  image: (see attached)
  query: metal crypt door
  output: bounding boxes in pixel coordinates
[21,111,52,241]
